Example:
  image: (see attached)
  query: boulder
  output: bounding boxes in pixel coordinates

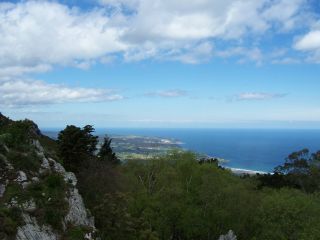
[16,171,28,183]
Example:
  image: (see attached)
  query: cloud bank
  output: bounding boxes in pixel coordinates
[0,0,317,108]
[0,0,313,76]
[0,79,123,107]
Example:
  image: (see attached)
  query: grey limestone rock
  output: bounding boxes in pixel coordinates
[16,171,28,183]
[12,138,96,239]
[218,230,237,240]
[16,214,58,240]
[0,183,5,198]
[64,187,95,228]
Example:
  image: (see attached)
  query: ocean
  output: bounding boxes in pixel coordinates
[102,128,320,172]
[43,128,320,172]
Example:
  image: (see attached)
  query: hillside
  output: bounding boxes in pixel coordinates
[0,114,96,239]
[1,114,320,240]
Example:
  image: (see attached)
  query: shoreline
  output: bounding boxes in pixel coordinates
[228,167,269,175]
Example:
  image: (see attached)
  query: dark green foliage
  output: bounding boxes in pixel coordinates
[77,159,129,239]
[198,157,219,165]
[93,192,158,240]
[63,227,85,240]
[3,114,320,239]
[253,189,320,239]
[6,150,41,172]
[98,136,120,164]
[78,159,122,207]
[258,149,320,193]
[57,125,98,172]
[1,183,25,204]
[0,120,35,149]
[0,153,6,169]
[0,207,23,239]
[26,174,69,230]
[275,148,311,175]
[81,151,320,240]
[0,139,8,155]
[62,226,91,240]
[39,134,60,161]
[121,153,258,240]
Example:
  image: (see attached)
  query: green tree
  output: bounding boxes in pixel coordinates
[98,136,120,165]
[252,189,320,239]
[258,149,320,193]
[57,125,98,172]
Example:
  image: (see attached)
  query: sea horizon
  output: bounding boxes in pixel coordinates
[42,128,320,173]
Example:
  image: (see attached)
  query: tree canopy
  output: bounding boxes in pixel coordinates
[57,125,98,172]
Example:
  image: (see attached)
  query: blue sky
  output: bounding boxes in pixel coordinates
[1,0,320,128]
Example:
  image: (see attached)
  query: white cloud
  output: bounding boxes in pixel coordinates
[294,29,320,63]
[0,79,123,107]
[171,42,214,64]
[104,0,305,41]
[0,0,310,74]
[295,30,320,51]
[0,64,52,78]
[261,0,306,31]
[145,89,187,98]
[217,47,263,64]
[236,92,286,101]
[0,1,127,76]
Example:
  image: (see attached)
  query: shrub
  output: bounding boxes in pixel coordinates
[1,183,25,204]
[0,207,22,238]
[7,150,41,172]
[62,226,92,240]
[27,174,69,231]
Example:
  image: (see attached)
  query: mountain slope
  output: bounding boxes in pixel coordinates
[0,114,96,240]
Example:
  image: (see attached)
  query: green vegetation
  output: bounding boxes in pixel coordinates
[1,183,25,204]
[98,136,120,164]
[258,148,320,193]
[0,115,70,237]
[0,119,37,150]
[0,183,24,239]
[2,114,320,240]
[6,150,41,172]
[63,226,88,240]
[56,124,320,239]
[26,173,69,230]
[38,134,60,161]
[0,207,23,239]
[1,175,69,232]
[57,125,98,172]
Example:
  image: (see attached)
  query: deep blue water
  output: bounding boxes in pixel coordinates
[99,128,320,172]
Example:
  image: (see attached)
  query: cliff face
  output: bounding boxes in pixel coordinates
[0,117,96,240]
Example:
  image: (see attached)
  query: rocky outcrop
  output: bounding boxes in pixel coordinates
[16,214,58,240]
[43,155,95,229]
[35,147,95,229]
[1,137,96,239]
[218,230,237,240]
[35,140,96,235]
[65,187,95,227]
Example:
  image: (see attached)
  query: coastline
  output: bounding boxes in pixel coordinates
[228,167,268,175]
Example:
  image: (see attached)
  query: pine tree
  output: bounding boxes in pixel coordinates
[98,136,120,165]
